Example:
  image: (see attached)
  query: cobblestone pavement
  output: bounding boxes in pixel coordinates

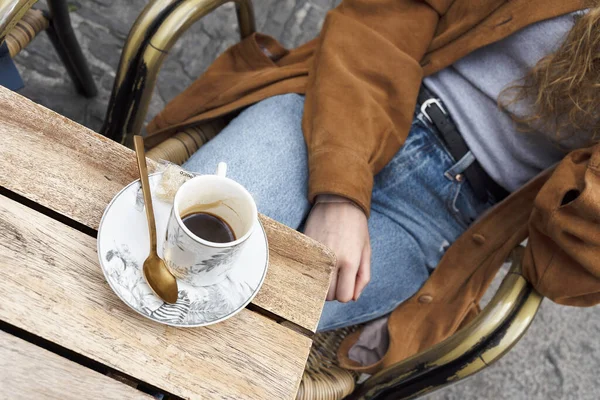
[12,1,600,399]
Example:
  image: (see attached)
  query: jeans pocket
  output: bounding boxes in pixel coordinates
[443,151,487,229]
[446,181,480,228]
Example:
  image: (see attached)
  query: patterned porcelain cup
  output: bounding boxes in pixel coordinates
[163,163,258,287]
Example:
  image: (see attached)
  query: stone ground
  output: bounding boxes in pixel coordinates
[12,1,600,399]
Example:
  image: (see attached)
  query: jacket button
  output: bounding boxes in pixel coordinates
[418,295,433,304]
[472,233,486,244]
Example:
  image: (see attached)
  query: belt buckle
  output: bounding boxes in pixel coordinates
[420,98,447,124]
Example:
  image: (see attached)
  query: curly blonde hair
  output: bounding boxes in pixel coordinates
[501,4,600,145]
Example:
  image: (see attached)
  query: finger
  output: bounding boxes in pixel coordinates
[327,267,338,301]
[354,243,372,300]
[336,259,359,303]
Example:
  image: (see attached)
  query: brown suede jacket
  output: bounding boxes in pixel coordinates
[147,0,600,370]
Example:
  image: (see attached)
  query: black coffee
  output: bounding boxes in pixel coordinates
[181,212,236,243]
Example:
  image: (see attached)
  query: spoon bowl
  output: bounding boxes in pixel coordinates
[142,253,178,304]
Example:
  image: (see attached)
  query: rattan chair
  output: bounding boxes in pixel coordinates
[102,1,543,399]
[0,0,96,96]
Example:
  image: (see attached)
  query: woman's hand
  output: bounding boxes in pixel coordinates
[304,195,371,302]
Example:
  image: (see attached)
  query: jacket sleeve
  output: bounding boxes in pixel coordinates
[303,0,456,215]
[523,144,600,306]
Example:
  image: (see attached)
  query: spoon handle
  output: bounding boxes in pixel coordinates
[133,136,157,253]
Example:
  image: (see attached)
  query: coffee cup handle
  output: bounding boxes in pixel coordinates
[216,162,227,177]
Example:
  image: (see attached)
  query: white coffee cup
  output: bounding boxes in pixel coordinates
[163,163,258,287]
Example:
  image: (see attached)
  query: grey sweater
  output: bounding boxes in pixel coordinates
[424,11,587,192]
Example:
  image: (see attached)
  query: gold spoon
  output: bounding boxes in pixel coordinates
[133,135,178,304]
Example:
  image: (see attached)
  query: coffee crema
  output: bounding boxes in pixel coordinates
[181,211,236,243]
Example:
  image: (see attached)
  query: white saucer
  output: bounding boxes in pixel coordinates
[97,173,269,327]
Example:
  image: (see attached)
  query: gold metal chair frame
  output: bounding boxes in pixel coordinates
[1,1,544,398]
[100,0,256,146]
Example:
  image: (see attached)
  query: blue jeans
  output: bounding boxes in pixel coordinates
[184,94,494,331]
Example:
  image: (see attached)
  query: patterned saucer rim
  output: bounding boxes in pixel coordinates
[97,172,269,327]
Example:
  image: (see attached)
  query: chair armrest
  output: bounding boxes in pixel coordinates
[351,246,543,400]
[4,8,48,57]
[101,0,255,146]
[146,119,226,165]
[0,0,37,43]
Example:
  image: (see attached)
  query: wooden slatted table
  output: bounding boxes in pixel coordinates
[0,86,335,400]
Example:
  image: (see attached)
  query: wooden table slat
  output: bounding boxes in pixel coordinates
[0,86,334,333]
[0,330,153,400]
[0,194,311,400]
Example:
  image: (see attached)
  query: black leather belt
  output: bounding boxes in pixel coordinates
[418,86,509,202]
